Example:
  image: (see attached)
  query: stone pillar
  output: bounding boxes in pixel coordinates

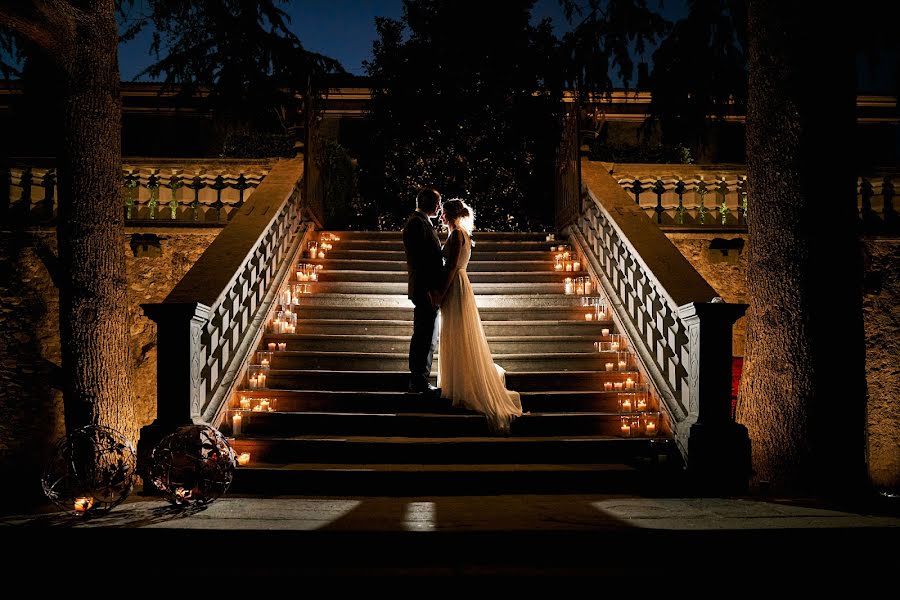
[678,300,751,492]
[137,302,211,475]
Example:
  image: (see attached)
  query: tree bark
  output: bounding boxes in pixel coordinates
[0,0,138,442]
[739,0,867,494]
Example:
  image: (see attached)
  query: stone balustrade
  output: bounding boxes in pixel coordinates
[0,158,274,225]
[139,158,308,463]
[572,160,750,486]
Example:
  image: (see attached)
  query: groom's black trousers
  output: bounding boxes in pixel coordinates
[409,298,439,388]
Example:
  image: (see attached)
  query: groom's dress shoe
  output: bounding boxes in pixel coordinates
[408,383,439,394]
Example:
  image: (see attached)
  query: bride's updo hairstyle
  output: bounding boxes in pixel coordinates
[442,198,475,236]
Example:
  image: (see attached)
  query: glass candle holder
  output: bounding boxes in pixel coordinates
[642,412,660,437]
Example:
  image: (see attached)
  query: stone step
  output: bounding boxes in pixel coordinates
[234,390,633,413]
[258,370,638,392]
[304,281,572,295]
[231,435,670,464]
[261,351,631,372]
[229,410,654,437]
[305,259,560,273]
[285,294,592,308]
[320,231,556,242]
[229,461,676,495]
[315,270,588,284]
[285,305,605,321]
[322,249,553,261]
[330,239,559,252]
[257,334,605,354]
[266,320,613,337]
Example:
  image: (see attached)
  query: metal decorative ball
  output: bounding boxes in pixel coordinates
[41,425,137,517]
[149,424,237,506]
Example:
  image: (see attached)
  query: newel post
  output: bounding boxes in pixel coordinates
[136,301,211,473]
[677,301,751,492]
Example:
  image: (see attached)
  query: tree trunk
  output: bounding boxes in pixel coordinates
[738,1,867,494]
[54,3,136,442]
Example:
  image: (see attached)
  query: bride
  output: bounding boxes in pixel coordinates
[435,199,523,434]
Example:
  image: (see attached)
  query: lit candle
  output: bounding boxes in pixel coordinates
[237,452,251,466]
[259,399,270,411]
[268,342,276,351]
[621,398,632,412]
[261,358,269,367]
[637,396,648,411]
[565,261,573,272]
[318,251,326,259]
[618,360,627,370]
[232,413,242,435]
[603,382,613,391]
[605,362,614,371]
[625,378,635,390]
[584,279,593,295]
[614,382,624,391]
[573,261,581,272]
[258,373,267,388]
[74,497,93,513]
[601,328,610,337]
[620,420,632,437]
[249,375,258,389]
[309,272,318,281]
[277,342,287,351]
[645,421,657,435]
[576,281,585,295]
[610,342,619,351]
[564,278,574,295]
[239,396,251,410]
[297,271,308,281]
[550,245,557,251]
[585,313,593,321]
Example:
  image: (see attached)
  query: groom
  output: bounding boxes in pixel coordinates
[402,187,443,395]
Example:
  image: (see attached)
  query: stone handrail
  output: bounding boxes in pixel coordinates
[571,160,749,480]
[141,158,307,442]
[0,158,273,225]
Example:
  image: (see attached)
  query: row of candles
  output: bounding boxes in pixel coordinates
[621,413,659,437]
[269,309,298,334]
[564,276,593,296]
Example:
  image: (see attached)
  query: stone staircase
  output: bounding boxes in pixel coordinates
[228,230,678,494]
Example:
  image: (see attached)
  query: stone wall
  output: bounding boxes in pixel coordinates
[665,232,749,356]
[862,239,900,491]
[665,231,900,492]
[0,227,220,513]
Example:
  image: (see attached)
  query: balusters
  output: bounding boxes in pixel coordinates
[235,173,249,211]
[737,176,748,225]
[675,177,686,225]
[696,175,708,224]
[147,171,160,219]
[167,172,182,220]
[187,173,205,221]
[717,175,729,225]
[41,169,56,220]
[18,167,32,219]
[631,178,642,206]
[123,171,138,219]
[653,176,665,224]
[884,177,896,233]
[211,174,227,222]
[859,177,875,227]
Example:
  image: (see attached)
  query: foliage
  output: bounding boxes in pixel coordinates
[221,131,295,158]
[589,140,693,163]
[558,0,670,95]
[321,139,361,229]
[360,0,563,231]
[132,0,344,134]
[643,0,747,147]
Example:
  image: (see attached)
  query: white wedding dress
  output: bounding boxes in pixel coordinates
[438,228,523,433]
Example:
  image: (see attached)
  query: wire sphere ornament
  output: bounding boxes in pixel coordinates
[149,424,237,506]
[41,425,137,517]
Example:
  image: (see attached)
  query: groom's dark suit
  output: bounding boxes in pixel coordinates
[402,210,444,391]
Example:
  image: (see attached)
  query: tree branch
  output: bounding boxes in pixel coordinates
[0,0,78,56]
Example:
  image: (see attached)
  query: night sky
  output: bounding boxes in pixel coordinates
[118,0,673,81]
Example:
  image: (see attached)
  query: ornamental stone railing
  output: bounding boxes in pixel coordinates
[139,157,309,462]
[571,160,750,485]
[605,162,899,234]
[0,158,273,225]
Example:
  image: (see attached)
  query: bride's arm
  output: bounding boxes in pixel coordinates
[435,229,464,298]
